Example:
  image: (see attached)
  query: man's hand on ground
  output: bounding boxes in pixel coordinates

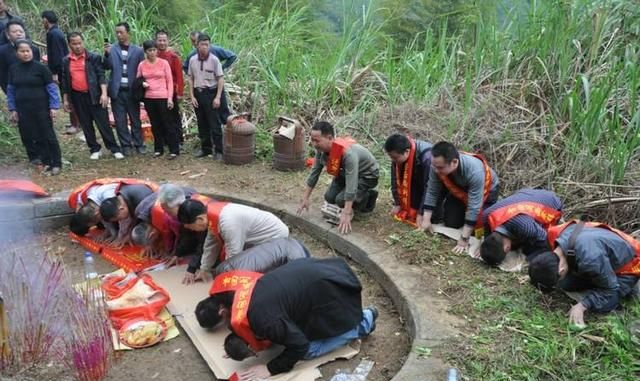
[297,197,310,215]
[182,271,196,285]
[236,364,271,381]
[165,256,179,267]
[452,238,469,254]
[338,210,353,234]
[390,205,400,216]
[569,302,587,327]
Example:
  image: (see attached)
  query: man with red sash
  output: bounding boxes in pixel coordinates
[194,258,378,380]
[384,133,434,226]
[421,141,500,254]
[480,188,563,266]
[529,220,640,327]
[178,198,289,285]
[298,121,379,234]
[67,178,158,238]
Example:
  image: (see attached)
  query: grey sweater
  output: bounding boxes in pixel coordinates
[214,238,309,275]
[423,153,499,226]
[306,144,379,201]
[200,203,290,271]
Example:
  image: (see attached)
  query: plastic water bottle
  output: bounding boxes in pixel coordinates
[446,368,459,381]
[84,251,98,280]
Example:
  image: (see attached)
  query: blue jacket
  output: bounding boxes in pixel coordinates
[182,45,236,73]
[45,25,68,76]
[555,225,639,312]
[102,43,144,98]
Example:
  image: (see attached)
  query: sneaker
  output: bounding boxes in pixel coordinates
[136,146,147,155]
[90,151,101,160]
[168,153,178,160]
[29,158,43,166]
[365,306,379,334]
[194,150,212,158]
[64,125,80,135]
[154,152,163,157]
[50,167,61,176]
[213,152,223,161]
[113,152,125,160]
[122,147,133,157]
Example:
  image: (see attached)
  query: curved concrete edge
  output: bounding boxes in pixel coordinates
[4,189,462,380]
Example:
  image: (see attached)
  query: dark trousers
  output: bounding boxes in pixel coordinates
[438,187,500,229]
[111,88,143,149]
[193,87,227,154]
[170,95,184,143]
[71,91,121,154]
[324,176,379,211]
[144,98,180,155]
[17,120,39,162]
[17,106,62,167]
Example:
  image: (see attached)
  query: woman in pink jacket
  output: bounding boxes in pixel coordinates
[137,40,179,159]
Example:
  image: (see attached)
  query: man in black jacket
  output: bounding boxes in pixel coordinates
[0,1,22,46]
[0,20,39,94]
[61,32,123,159]
[195,257,377,380]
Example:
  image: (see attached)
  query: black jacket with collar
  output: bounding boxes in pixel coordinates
[60,50,106,105]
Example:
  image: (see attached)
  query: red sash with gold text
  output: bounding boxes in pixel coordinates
[209,271,271,351]
[326,138,357,177]
[487,201,561,232]
[208,201,230,262]
[393,138,418,225]
[547,220,640,276]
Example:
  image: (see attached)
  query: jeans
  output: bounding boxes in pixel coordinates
[111,88,143,149]
[303,308,375,360]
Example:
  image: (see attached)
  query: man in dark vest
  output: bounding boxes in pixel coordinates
[529,220,640,327]
[480,188,563,266]
[384,133,434,227]
[195,257,377,380]
[99,183,156,246]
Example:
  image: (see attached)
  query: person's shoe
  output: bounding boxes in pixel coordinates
[365,306,379,334]
[113,152,125,160]
[29,158,43,166]
[136,146,147,155]
[168,153,178,160]
[154,151,163,157]
[194,150,212,158]
[90,151,102,160]
[213,152,223,161]
[64,125,80,135]
[50,167,61,176]
[122,147,133,157]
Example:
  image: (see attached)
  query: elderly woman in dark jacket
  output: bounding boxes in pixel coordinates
[7,39,61,174]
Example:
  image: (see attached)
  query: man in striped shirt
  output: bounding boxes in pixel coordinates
[480,188,563,266]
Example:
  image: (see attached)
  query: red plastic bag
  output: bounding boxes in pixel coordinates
[102,273,170,329]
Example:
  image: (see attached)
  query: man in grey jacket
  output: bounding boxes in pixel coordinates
[420,141,499,254]
[213,237,310,276]
[103,22,145,156]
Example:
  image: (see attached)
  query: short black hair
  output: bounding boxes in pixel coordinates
[480,232,506,266]
[178,199,207,224]
[13,39,31,51]
[99,197,121,222]
[311,121,335,137]
[528,251,560,293]
[224,333,253,361]
[69,213,91,236]
[197,33,210,44]
[67,31,83,43]
[384,134,411,154]
[155,30,169,38]
[5,20,25,32]
[142,40,156,51]
[431,141,459,163]
[195,292,233,328]
[41,10,58,24]
[115,22,130,32]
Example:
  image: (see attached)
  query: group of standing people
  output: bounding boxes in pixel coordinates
[1,2,237,173]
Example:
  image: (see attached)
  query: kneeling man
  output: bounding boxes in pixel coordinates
[529,220,640,327]
[195,257,377,380]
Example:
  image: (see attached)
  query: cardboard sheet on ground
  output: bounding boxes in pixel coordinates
[150,265,359,380]
[432,224,528,272]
